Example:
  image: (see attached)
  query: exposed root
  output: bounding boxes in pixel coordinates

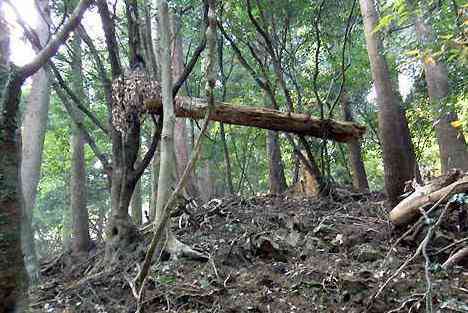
[165,232,208,261]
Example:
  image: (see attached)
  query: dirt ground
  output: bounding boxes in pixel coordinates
[31,191,468,313]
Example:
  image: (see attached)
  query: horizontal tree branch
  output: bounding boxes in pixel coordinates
[145,97,366,142]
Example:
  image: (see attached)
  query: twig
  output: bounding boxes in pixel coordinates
[369,201,452,306]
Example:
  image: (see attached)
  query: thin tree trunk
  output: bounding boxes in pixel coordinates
[150,145,159,220]
[20,0,50,282]
[131,156,143,225]
[412,3,468,173]
[341,90,369,191]
[70,33,91,255]
[220,123,234,194]
[359,0,417,206]
[218,38,234,194]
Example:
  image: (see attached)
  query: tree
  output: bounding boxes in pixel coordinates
[359,0,418,206]
[171,12,199,199]
[0,0,92,310]
[20,0,51,283]
[341,89,369,191]
[69,28,91,255]
[411,1,468,173]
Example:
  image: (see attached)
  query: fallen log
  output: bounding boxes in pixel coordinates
[389,170,467,226]
[145,97,366,143]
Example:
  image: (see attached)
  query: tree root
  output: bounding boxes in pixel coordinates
[165,232,208,261]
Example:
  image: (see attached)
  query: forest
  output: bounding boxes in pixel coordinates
[0,0,467,312]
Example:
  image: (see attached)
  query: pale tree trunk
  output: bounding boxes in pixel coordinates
[359,0,417,206]
[70,33,91,255]
[131,155,142,225]
[412,3,468,173]
[20,0,50,283]
[341,90,369,191]
[171,12,199,199]
[154,0,179,248]
[199,159,215,202]
[150,147,159,220]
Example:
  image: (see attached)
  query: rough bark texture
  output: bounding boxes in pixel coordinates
[341,90,369,191]
[146,98,366,143]
[171,12,199,199]
[359,0,417,206]
[0,1,91,310]
[20,0,51,282]
[267,130,287,193]
[0,8,27,312]
[70,33,91,255]
[413,6,468,173]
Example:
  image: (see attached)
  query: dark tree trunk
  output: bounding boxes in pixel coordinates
[359,0,418,206]
[267,130,287,193]
[0,1,91,309]
[341,90,369,191]
[0,10,27,311]
[0,76,28,313]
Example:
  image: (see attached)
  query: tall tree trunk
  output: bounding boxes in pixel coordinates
[154,0,176,224]
[70,32,91,255]
[20,0,51,283]
[0,9,27,311]
[0,1,91,309]
[359,0,417,206]
[171,12,199,199]
[265,87,287,194]
[218,38,234,194]
[341,90,369,191]
[412,2,468,173]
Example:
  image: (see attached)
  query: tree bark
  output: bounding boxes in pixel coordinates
[131,156,143,225]
[146,98,366,143]
[218,38,234,195]
[154,0,176,224]
[359,0,417,206]
[341,90,369,191]
[20,0,50,283]
[413,3,468,173]
[70,32,91,255]
[267,130,287,193]
[0,1,91,309]
[171,12,199,199]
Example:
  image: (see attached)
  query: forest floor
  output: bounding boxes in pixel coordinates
[31,190,468,313]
